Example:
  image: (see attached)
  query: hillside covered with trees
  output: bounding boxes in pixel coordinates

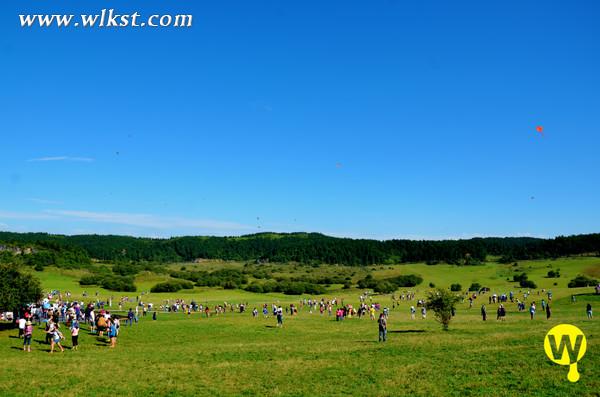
[0,231,599,266]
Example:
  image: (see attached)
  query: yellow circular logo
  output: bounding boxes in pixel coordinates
[544,324,587,382]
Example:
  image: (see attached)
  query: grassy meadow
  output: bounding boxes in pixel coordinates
[0,257,599,397]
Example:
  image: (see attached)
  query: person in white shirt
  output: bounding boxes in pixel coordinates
[18,317,26,338]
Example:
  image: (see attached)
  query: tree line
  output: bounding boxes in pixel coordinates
[0,231,599,266]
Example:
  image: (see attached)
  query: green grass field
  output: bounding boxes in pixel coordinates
[1,257,599,397]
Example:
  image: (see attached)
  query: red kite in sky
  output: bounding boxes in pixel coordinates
[536,126,544,136]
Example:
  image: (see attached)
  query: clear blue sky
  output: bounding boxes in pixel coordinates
[1,0,599,239]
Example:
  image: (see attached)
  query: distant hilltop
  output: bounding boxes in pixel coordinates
[0,231,598,266]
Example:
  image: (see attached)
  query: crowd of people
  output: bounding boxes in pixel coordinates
[7,285,595,353]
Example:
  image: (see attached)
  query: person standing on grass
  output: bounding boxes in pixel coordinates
[587,303,593,319]
[421,306,427,319]
[500,304,506,321]
[410,306,416,320]
[108,320,117,348]
[546,304,551,320]
[529,302,536,320]
[89,308,96,334]
[97,314,107,337]
[23,321,33,352]
[276,306,284,328]
[18,316,26,339]
[70,319,80,351]
[378,313,387,342]
[113,317,121,336]
[46,320,65,353]
[127,308,135,326]
[276,305,283,326]
[481,304,487,321]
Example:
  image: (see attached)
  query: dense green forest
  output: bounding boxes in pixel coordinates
[0,231,599,266]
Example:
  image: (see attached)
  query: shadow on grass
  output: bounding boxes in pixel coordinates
[389,330,426,333]
[264,325,278,329]
[0,323,16,332]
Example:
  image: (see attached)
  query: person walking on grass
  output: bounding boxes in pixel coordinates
[378,313,387,342]
[587,303,593,319]
[276,306,283,328]
[23,321,33,352]
[89,308,96,334]
[108,319,117,348]
[546,304,551,320]
[97,314,107,337]
[497,304,506,321]
[70,319,80,351]
[127,308,135,326]
[421,306,427,319]
[481,304,487,321]
[46,320,64,353]
[18,317,26,339]
[530,302,536,320]
[410,306,416,320]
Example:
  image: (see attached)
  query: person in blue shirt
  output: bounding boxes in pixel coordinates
[108,320,118,348]
[127,308,135,326]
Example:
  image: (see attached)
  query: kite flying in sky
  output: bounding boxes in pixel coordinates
[536,126,544,136]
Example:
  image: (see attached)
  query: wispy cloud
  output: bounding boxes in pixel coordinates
[0,210,57,220]
[27,198,63,205]
[0,222,8,229]
[27,156,94,162]
[44,209,253,232]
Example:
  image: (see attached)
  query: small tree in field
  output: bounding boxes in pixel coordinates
[0,264,43,316]
[426,288,460,331]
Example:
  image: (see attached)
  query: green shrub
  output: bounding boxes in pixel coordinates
[450,283,462,292]
[112,262,141,276]
[150,279,193,293]
[387,274,423,288]
[513,273,528,283]
[520,279,537,289]
[374,281,397,294]
[568,275,598,288]
[101,275,137,292]
[244,283,264,293]
[426,288,460,330]
[79,275,104,285]
[222,281,238,290]
[469,282,482,291]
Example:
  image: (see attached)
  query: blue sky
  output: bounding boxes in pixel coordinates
[1,0,599,239]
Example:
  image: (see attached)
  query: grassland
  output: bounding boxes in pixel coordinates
[1,257,599,397]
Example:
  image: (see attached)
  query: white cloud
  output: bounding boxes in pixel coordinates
[0,210,57,220]
[27,156,94,162]
[27,198,63,205]
[44,209,253,232]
